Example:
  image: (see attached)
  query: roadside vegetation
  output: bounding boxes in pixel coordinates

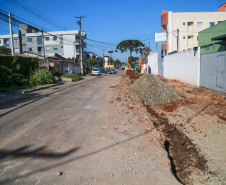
[59,73,83,82]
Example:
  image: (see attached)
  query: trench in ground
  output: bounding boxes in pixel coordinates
[146,105,208,184]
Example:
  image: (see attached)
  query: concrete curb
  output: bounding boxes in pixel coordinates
[15,82,64,94]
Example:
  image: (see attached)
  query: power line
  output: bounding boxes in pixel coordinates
[5,0,65,31]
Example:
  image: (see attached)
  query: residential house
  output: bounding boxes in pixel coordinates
[161,3,226,54]
[198,21,226,54]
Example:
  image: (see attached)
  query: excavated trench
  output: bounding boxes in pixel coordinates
[126,71,208,184]
[146,105,208,184]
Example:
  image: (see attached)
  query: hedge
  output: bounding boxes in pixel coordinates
[0,55,38,77]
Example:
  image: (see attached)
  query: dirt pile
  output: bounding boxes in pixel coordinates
[127,74,183,105]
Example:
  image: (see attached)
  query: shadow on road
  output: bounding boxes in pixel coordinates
[0,145,80,160]
[0,130,154,184]
[0,78,96,118]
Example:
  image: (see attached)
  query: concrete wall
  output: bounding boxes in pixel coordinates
[200,51,226,93]
[74,65,80,74]
[163,48,200,86]
[148,49,200,86]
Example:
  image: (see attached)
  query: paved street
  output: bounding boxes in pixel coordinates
[0,72,180,185]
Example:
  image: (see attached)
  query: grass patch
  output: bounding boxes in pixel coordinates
[0,85,32,92]
[60,73,83,82]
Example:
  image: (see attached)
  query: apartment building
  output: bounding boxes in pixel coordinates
[161,3,226,54]
[0,24,85,58]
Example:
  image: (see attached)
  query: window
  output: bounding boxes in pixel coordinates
[28,48,33,51]
[197,22,203,28]
[22,34,26,36]
[0,40,1,44]
[183,36,185,39]
[183,22,185,25]
[14,48,19,52]
[61,46,63,48]
[53,36,57,40]
[14,38,19,43]
[27,38,32,42]
[209,22,215,27]
[37,37,42,45]
[45,37,49,41]
[53,46,58,50]
[46,46,50,51]
[23,43,26,46]
[188,36,191,39]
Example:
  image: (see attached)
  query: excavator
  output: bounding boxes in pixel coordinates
[125,54,136,71]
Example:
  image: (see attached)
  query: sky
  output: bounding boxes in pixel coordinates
[0,0,225,62]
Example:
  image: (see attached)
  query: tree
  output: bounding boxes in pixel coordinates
[116,40,145,57]
[83,58,96,66]
[0,46,11,55]
[108,57,114,65]
[114,59,121,67]
[108,51,113,57]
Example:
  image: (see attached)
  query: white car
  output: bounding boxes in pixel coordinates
[91,68,101,76]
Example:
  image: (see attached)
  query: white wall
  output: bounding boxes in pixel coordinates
[148,52,158,75]
[163,48,200,86]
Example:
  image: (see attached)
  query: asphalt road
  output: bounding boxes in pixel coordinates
[0,71,180,185]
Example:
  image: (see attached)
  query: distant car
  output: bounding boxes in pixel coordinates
[110,69,116,74]
[116,66,119,69]
[121,67,125,70]
[91,68,101,76]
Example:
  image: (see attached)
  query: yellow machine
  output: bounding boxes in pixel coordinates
[125,54,136,71]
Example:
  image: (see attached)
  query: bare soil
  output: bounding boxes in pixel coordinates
[116,72,226,185]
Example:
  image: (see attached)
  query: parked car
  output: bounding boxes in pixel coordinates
[91,68,101,76]
[110,69,116,74]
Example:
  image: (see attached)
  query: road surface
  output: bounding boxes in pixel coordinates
[0,71,180,185]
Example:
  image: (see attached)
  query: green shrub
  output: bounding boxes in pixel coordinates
[53,72,61,77]
[30,69,55,86]
[0,64,28,87]
[61,73,82,82]
[136,65,141,73]
[0,55,38,77]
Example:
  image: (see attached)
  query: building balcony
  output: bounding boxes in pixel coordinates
[76,39,80,43]
[161,43,167,50]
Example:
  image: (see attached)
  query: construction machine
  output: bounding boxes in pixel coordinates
[125,54,136,71]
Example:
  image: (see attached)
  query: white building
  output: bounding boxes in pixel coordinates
[161,3,226,54]
[0,24,85,59]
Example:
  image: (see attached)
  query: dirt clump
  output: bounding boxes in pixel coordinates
[127,74,183,105]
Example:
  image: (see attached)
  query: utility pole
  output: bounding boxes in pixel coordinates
[101,49,105,66]
[177,29,179,52]
[9,12,14,56]
[41,28,45,59]
[75,16,86,75]
[73,42,76,64]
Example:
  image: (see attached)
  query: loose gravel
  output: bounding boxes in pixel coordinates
[127,74,183,105]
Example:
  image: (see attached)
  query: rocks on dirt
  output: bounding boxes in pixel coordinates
[57,172,63,176]
[127,74,183,105]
